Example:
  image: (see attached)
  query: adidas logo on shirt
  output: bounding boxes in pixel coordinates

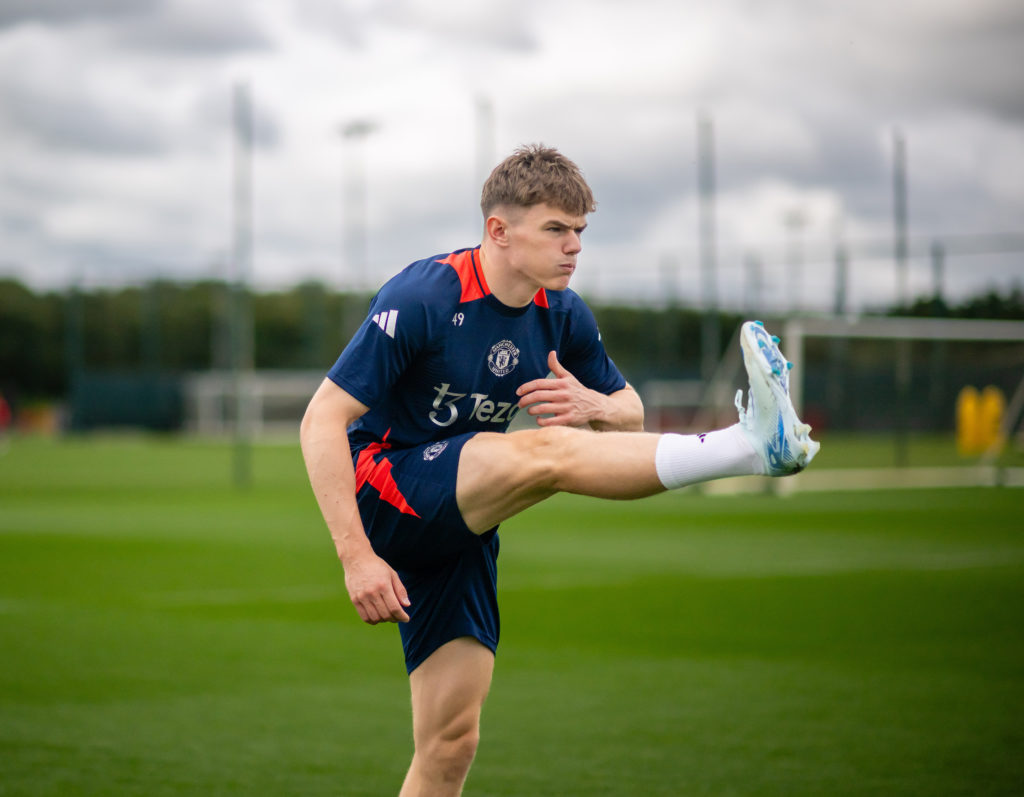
[372,309,398,338]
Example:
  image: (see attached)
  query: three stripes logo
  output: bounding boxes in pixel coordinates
[372,309,398,338]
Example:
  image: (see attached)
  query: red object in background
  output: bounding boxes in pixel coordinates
[0,393,11,430]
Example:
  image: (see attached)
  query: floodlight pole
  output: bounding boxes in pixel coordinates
[231,81,254,489]
[784,208,807,314]
[696,113,719,382]
[928,240,948,429]
[340,119,377,292]
[930,241,945,304]
[475,95,496,198]
[833,243,848,316]
[892,130,909,308]
[660,253,680,308]
[142,280,161,373]
[743,252,762,317]
[827,241,850,426]
[65,278,85,382]
[890,130,911,463]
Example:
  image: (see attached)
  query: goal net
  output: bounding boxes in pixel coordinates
[644,315,1024,493]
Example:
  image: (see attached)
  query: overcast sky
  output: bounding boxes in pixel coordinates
[1,0,1022,311]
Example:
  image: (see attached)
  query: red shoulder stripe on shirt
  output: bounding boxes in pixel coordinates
[437,249,489,303]
[438,249,549,308]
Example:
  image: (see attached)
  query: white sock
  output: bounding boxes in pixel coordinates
[654,425,765,490]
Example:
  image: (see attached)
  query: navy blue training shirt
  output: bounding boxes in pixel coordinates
[327,247,626,452]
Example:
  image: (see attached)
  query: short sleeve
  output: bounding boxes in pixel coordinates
[326,275,431,408]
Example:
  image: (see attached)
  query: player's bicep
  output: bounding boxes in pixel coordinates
[302,378,370,437]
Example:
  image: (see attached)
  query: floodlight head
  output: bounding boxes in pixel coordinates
[341,120,377,139]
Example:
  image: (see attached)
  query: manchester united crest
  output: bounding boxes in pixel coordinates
[487,340,520,377]
[422,441,449,461]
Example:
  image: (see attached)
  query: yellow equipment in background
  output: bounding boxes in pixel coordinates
[957,385,1006,457]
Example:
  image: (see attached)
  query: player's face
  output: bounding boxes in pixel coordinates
[505,203,587,292]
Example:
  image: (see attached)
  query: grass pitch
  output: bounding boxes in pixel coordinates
[1,435,1022,795]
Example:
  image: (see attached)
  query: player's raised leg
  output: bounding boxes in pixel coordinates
[456,321,819,535]
[399,637,494,797]
[456,426,662,532]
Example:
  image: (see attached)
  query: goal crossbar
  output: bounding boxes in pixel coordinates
[782,315,1024,413]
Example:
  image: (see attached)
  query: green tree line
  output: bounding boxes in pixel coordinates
[2,276,1022,405]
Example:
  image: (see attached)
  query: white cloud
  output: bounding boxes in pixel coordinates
[0,0,1021,309]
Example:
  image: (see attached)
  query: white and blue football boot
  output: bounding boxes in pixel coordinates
[736,320,820,476]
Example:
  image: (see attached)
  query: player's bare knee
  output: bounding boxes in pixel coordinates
[444,726,480,772]
[511,426,579,493]
[420,723,479,782]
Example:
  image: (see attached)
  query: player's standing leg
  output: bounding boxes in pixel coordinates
[399,638,495,797]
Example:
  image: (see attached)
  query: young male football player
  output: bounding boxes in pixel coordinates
[301,144,819,796]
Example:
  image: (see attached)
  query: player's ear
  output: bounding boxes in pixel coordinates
[485,214,510,247]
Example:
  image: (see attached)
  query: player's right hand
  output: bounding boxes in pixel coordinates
[343,553,411,624]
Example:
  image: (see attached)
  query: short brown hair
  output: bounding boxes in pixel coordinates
[480,144,597,218]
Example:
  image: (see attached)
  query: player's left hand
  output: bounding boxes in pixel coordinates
[516,351,604,427]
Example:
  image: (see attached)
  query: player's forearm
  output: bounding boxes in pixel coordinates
[300,414,374,566]
[589,384,645,432]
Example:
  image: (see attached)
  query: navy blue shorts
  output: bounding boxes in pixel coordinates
[352,431,499,674]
